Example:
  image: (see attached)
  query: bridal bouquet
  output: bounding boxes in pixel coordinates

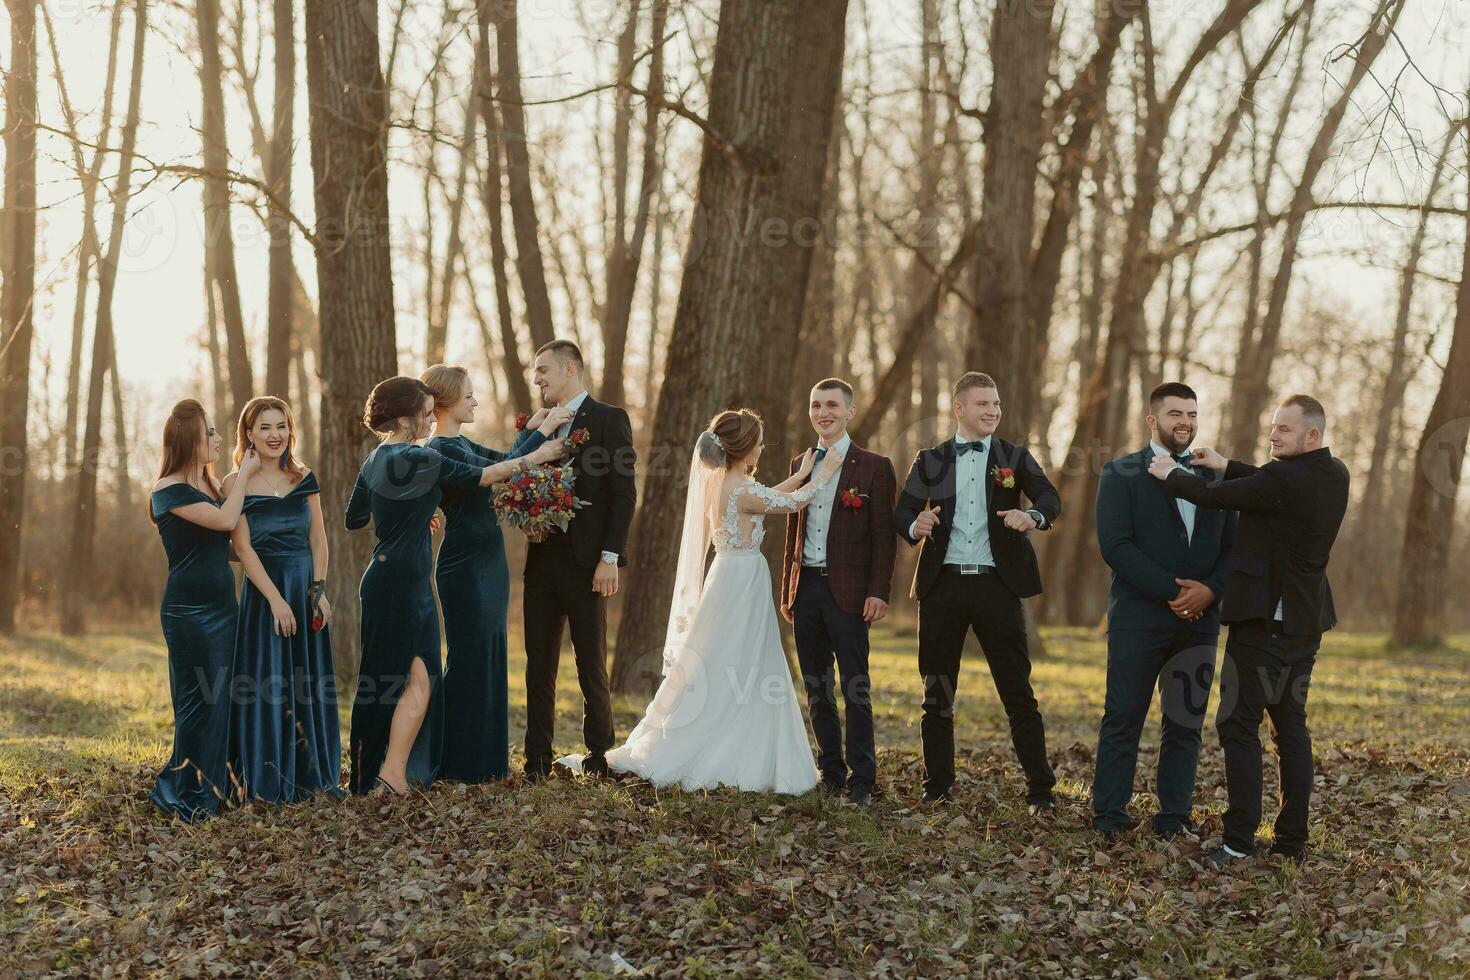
[492,462,588,539]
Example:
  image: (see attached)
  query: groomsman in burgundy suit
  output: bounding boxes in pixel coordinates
[780,378,898,807]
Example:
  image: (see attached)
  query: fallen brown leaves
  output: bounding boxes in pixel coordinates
[2,628,1469,976]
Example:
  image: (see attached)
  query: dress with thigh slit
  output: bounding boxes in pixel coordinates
[428,430,543,783]
[149,484,238,820]
[228,471,344,804]
[345,443,484,794]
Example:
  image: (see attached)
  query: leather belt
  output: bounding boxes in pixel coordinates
[945,563,994,576]
[803,565,829,576]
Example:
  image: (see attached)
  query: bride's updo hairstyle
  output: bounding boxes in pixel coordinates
[708,409,762,471]
[363,375,435,438]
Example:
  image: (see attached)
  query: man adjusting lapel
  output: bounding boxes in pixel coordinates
[894,372,1061,813]
[523,340,637,781]
[780,378,898,807]
[1092,382,1237,841]
[1148,393,1348,866]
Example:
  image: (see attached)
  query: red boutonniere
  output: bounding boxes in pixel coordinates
[515,412,530,431]
[992,465,1016,489]
[567,427,592,450]
[840,486,866,510]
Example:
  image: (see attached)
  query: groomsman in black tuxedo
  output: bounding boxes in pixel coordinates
[522,340,637,781]
[1092,382,1237,841]
[1149,394,1349,865]
[895,372,1061,813]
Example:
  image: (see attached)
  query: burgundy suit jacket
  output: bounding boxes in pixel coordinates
[780,443,898,618]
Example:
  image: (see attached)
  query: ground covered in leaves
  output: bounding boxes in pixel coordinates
[2,625,1469,976]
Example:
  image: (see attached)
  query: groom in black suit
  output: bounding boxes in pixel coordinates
[1092,382,1236,841]
[1150,393,1348,865]
[895,372,1061,812]
[522,340,637,780]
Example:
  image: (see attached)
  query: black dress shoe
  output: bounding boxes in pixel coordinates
[818,780,847,798]
[920,790,952,805]
[847,784,873,807]
[1028,799,1056,820]
[522,765,551,785]
[1206,845,1250,869]
[583,755,611,777]
[1268,845,1304,864]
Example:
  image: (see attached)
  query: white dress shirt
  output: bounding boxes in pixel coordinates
[801,433,850,567]
[942,436,995,566]
[553,389,617,565]
[1152,441,1196,544]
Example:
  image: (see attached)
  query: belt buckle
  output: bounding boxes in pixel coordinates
[960,564,980,575]
[804,565,828,576]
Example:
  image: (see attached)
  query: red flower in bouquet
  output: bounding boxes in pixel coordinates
[839,486,865,510]
[566,427,591,450]
[491,461,589,539]
[515,412,530,431]
[992,465,1016,489]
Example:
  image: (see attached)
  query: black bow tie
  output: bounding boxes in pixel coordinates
[1172,453,1193,468]
[956,440,985,456]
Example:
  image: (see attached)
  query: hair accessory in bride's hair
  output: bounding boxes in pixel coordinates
[696,429,728,468]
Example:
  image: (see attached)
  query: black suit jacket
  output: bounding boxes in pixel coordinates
[1162,447,1349,636]
[527,395,638,570]
[1095,446,1237,633]
[895,436,1061,601]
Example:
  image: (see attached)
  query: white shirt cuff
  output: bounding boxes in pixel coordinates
[600,551,619,564]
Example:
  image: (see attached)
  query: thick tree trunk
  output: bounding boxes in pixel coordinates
[483,0,555,348]
[197,0,254,419]
[1391,132,1470,647]
[962,0,1054,439]
[0,0,38,634]
[1226,0,1399,454]
[304,0,399,681]
[264,0,295,398]
[61,0,147,637]
[612,0,850,694]
[475,19,533,410]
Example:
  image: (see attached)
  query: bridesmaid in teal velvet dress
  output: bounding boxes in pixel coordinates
[346,376,565,796]
[420,365,569,782]
[148,399,258,820]
[225,396,344,804]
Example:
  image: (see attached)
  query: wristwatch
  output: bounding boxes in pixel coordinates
[600,551,619,566]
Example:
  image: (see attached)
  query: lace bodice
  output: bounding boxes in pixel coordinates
[712,475,830,554]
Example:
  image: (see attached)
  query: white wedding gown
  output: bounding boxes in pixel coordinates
[560,467,830,795]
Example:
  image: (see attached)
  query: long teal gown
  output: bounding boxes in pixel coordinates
[149,484,238,820]
[228,471,345,803]
[345,443,485,794]
[428,429,544,782]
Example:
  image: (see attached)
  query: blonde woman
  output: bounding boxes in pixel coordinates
[421,365,569,783]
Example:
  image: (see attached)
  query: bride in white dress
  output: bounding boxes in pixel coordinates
[561,408,844,794]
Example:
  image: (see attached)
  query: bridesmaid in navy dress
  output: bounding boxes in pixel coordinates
[346,376,565,796]
[225,396,344,804]
[420,364,569,782]
[148,399,259,820]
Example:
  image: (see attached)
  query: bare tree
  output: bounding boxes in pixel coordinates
[481,0,555,348]
[265,0,296,397]
[0,0,38,634]
[1392,112,1470,647]
[475,17,533,409]
[304,0,400,675]
[61,0,148,637]
[600,0,668,408]
[962,0,1054,436]
[612,0,851,693]
[197,0,255,418]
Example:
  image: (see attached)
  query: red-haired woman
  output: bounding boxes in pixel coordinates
[148,399,259,820]
[223,396,344,804]
[346,376,565,796]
